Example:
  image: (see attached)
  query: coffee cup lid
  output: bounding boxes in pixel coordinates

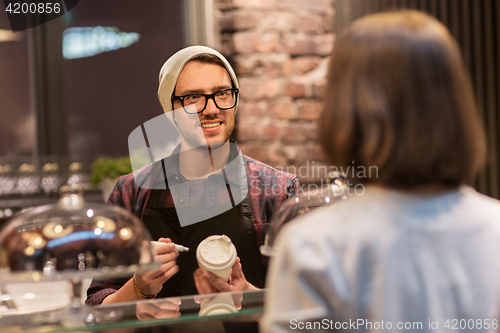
[197,235,236,268]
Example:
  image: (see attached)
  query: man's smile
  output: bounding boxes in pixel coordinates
[200,119,224,133]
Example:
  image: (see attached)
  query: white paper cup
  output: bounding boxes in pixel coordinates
[196,235,237,282]
[199,292,238,316]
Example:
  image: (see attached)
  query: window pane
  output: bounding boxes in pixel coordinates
[0,11,33,157]
[63,0,186,162]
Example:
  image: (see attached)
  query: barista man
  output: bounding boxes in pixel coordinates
[86,46,300,305]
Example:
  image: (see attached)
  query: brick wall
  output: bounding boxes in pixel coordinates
[216,0,335,184]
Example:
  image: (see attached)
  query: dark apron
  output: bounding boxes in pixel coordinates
[142,172,266,298]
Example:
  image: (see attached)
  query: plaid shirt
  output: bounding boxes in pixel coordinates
[86,151,300,305]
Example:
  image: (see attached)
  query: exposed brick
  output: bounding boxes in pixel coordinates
[305,144,325,161]
[237,124,258,141]
[233,31,260,54]
[294,56,322,75]
[283,80,307,98]
[234,54,290,77]
[283,33,334,56]
[312,81,326,98]
[270,100,295,119]
[297,100,322,120]
[267,144,288,166]
[316,34,335,56]
[217,0,238,11]
[239,77,283,99]
[238,78,260,99]
[294,14,324,34]
[216,0,331,169]
[277,0,334,13]
[261,124,280,140]
[324,12,335,33]
[283,123,316,143]
[236,101,268,119]
[220,33,235,56]
[260,12,295,33]
[232,0,277,9]
[264,60,286,77]
[262,79,283,99]
[233,56,258,75]
[281,58,294,76]
[239,144,268,162]
[220,11,260,32]
[219,14,233,32]
[256,33,280,53]
[283,145,300,162]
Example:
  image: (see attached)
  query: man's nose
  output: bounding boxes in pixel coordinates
[203,97,219,116]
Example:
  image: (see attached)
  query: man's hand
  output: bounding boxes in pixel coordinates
[193,257,259,294]
[101,238,179,304]
[135,237,179,296]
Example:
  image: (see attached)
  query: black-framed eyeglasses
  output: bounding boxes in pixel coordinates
[172,88,239,114]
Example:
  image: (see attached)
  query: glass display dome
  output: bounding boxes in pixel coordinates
[260,172,348,257]
[0,183,159,325]
[0,184,158,282]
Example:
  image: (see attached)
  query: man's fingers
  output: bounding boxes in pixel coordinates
[232,291,243,308]
[194,269,217,294]
[158,251,179,263]
[136,260,179,294]
[149,260,178,281]
[156,244,179,256]
[163,297,182,306]
[136,301,181,320]
[193,269,209,294]
[155,298,182,311]
[162,263,179,281]
[230,257,244,278]
[203,272,232,292]
[142,257,177,280]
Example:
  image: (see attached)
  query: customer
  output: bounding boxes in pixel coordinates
[86,46,300,305]
[263,10,499,332]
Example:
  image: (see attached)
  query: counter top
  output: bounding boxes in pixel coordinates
[0,289,265,333]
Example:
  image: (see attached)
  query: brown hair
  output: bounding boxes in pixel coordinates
[188,53,226,68]
[186,53,235,88]
[319,10,486,188]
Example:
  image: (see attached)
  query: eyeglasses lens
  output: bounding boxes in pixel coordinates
[183,90,236,113]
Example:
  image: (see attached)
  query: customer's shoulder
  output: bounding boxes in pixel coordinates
[462,186,500,214]
[244,155,298,181]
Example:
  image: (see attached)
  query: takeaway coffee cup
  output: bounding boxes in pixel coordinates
[196,235,237,282]
[199,292,238,316]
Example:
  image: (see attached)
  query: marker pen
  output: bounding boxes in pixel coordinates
[151,241,190,252]
[172,244,190,252]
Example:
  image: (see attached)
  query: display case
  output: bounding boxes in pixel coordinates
[0,184,161,331]
[0,289,265,333]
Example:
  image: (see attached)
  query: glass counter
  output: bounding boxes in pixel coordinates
[0,289,265,333]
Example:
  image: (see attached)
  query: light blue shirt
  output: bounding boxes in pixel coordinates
[263,186,500,332]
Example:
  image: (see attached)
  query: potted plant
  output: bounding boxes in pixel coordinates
[89,156,133,202]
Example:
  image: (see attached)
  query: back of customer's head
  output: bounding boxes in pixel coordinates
[319,10,486,188]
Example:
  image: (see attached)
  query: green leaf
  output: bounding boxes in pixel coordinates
[89,156,133,186]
